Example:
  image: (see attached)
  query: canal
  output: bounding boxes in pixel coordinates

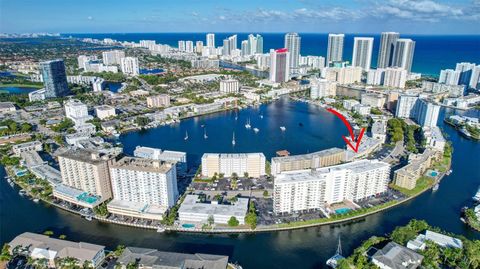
[1,99,479,269]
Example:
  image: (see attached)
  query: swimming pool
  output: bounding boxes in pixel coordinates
[182,224,195,228]
[430,171,438,177]
[335,208,351,214]
[76,193,99,204]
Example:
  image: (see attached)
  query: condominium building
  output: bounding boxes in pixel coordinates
[422,81,466,97]
[120,57,140,76]
[94,105,116,120]
[383,67,408,88]
[109,156,178,218]
[185,41,194,53]
[178,40,186,52]
[361,93,385,108]
[64,99,93,126]
[206,33,215,48]
[57,149,117,203]
[377,32,399,68]
[273,160,391,214]
[366,69,385,86]
[395,95,440,127]
[219,79,240,94]
[195,41,203,53]
[352,37,374,70]
[469,65,480,89]
[395,94,419,118]
[394,149,440,189]
[147,94,171,108]
[102,50,125,65]
[327,34,344,64]
[271,148,345,176]
[77,55,98,70]
[40,59,70,98]
[269,48,290,83]
[455,62,476,86]
[284,33,301,69]
[392,38,415,72]
[201,153,266,178]
[324,67,362,84]
[439,69,461,85]
[309,79,337,99]
[133,146,187,175]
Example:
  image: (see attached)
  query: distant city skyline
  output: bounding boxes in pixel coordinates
[1,0,480,34]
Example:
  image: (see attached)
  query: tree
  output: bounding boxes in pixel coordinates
[207,215,215,225]
[135,116,151,127]
[0,243,11,261]
[59,234,67,240]
[43,230,54,236]
[263,190,269,197]
[243,172,249,178]
[227,216,239,227]
[113,245,126,257]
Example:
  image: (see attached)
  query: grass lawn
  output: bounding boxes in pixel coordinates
[0,83,43,88]
[390,176,435,197]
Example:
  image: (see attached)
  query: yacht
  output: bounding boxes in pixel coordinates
[19,190,27,196]
[326,236,344,268]
[184,131,189,140]
[157,227,165,233]
[232,132,236,146]
[245,118,251,129]
[280,126,286,132]
[473,187,480,202]
[33,198,40,203]
[253,128,260,133]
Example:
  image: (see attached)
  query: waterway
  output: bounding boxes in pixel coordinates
[1,99,480,269]
[0,86,39,94]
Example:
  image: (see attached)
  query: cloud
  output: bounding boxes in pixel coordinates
[372,0,465,22]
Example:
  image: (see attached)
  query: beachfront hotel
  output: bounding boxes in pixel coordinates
[273,160,391,214]
[55,149,117,207]
[108,156,178,220]
[201,153,266,178]
[270,147,346,176]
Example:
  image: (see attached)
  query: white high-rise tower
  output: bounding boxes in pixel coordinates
[377,32,399,68]
[327,34,344,65]
[284,33,301,69]
[352,37,374,71]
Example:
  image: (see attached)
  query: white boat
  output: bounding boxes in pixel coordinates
[280,126,286,131]
[432,183,439,192]
[85,215,93,221]
[19,190,27,196]
[245,118,251,129]
[157,227,165,233]
[473,187,480,202]
[33,198,40,203]
[232,132,236,146]
[184,131,189,140]
[204,128,208,139]
[260,114,264,119]
[253,128,259,133]
[326,236,344,268]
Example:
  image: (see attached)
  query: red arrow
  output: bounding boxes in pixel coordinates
[326,108,365,153]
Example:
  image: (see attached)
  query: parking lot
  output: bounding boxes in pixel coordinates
[191,175,273,192]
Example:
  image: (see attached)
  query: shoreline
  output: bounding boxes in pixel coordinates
[5,164,448,234]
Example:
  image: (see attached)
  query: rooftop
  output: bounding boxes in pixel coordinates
[372,242,423,269]
[117,247,228,269]
[179,195,249,219]
[110,156,174,173]
[57,148,116,165]
[272,148,344,163]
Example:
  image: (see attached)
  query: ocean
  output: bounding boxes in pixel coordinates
[67,33,480,77]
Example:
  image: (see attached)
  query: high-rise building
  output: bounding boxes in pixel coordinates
[219,79,240,94]
[310,79,338,99]
[324,67,362,84]
[367,69,385,86]
[241,40,249,56]
[57,149,117,202]
[109,156,178,209]
[269,48,290,83]
[416,99,440,127]
[256,34,263,54]
[455,62,476,86]
[352,37,374,70]
[395,94,419,118]
[377,32,399,68]
[120,57,139,76]
[392,38,415,72]
[206,33,215,48]
[102,50,125,65]
[327,34,345,64]
[195,41,203,53]
[185,41,194,53]
[77,55,98,70]
[201,153,266,178]
[228,35,237,51]
[383,67,408,88]
[439,69,461,85]
[469,65,480,90]
[222,39,230,56]
[284,33,301,69]
[40,59,70,98]
[178,40,186,52]
[273,160,390,214]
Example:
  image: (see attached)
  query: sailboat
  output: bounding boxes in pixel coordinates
[232,132,236,146]
[326,235,344,268]
[253,128,260,133]
[280,126,286,131]
[204,128,208,139]
[184,131,189,140]
[245,118,251,129]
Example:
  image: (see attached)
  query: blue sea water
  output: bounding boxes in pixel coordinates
[67,33,480,76]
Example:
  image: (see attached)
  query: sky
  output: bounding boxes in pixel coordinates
[1,0,480,34]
